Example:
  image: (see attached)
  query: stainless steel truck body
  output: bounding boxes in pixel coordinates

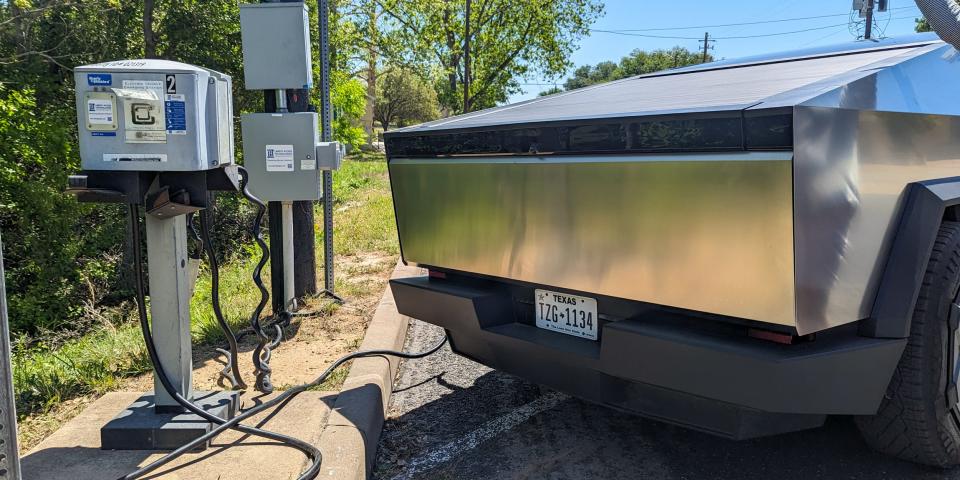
[385,34,960,454]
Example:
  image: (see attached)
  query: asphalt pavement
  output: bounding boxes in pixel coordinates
[375,319,958,480]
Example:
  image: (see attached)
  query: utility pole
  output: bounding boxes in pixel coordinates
[463,0,472,113]
[863,0,875,40]
[700,32,713,63]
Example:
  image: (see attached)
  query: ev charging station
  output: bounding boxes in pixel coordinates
[70,58,246,449]
[65,1,342,453]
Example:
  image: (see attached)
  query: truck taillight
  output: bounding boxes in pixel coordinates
[748,328,813,345]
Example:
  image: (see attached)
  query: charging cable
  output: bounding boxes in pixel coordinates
[121,202,447,480]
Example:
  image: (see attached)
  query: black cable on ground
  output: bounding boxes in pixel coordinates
[198,210,246,390]
[122,204,322,480]
[123,326,446,480]
[237,166,282,394]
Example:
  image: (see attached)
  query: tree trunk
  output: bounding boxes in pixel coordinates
[463,0,472,113]
[143,0,157,58]
[444,1,459,113]
[361,6,378,145]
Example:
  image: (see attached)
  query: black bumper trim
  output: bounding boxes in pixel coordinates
[391,276,906,439]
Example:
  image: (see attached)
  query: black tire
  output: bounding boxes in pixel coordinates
[856,221,960,466]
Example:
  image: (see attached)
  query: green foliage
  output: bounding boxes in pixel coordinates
[916,16,932,33]
[0,87,126,332]
[375,68,440,129]
[537,86,564,97]
[564,47,710,91]
[331,71,369,149]
[373,0,603,113]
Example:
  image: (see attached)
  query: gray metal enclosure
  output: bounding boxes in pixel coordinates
[385,34,960,335]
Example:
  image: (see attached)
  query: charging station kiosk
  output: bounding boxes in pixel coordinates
[69,59,242,450]
[64,0,341,455]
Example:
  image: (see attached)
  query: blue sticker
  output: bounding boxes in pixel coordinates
[91,132,116,137]
[165,96,187,133]
[87,73,112,86]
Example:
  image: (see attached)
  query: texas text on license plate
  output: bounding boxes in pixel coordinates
[535,289,598,340]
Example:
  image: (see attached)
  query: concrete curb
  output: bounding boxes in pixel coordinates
[316,261,424,480]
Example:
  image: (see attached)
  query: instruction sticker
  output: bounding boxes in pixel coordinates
[266,145,295,172]
[87,99,115,125]
[300,159,316,170]
[165,94,187,135]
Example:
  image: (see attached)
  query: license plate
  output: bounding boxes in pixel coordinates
[535,289,598,340]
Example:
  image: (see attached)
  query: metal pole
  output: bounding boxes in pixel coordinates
[144,214,193,410]
[463,0,471,113]
[864,0,875,40]
[281,201,296,309]
[0,232,23,480]
[318,0,337,297]
[276,88,288,112]
[701,32,710,63]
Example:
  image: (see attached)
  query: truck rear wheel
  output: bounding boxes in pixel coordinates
[856,221,960,466]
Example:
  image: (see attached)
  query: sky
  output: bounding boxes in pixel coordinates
[508,0,927,103]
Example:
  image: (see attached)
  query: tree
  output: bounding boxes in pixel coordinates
[563,61,618,90]
[537,86,564,97]
[374,0,603,113]
[375,69,439,130]
[916,17,932,33]
[563,47,709,91]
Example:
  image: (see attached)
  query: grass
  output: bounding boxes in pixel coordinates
[13,153,396,450]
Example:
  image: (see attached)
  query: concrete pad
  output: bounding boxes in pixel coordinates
[21,390,336,480]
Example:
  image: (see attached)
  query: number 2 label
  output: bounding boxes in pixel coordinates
[165,74,176,94]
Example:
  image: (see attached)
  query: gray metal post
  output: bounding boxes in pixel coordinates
[319,0,336,296]
[144,214,193,409]
[281,201,296,309]
[0,232,22,479]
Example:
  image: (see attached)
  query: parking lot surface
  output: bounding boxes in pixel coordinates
[375,319,960,480]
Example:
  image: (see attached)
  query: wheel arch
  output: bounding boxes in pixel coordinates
[862,177,960,338]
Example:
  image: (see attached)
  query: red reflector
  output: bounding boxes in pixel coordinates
[428,270,447,279]
[748,328,797,345]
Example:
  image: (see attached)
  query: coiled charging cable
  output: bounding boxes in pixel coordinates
[121,203,447,480]
[236,166,282,393]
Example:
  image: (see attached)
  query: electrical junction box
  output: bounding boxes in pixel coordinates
[239,3,312,90]
[74,59,234,172]
[241,112,342,202]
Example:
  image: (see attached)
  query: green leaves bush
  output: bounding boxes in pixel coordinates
[0,87,128,333]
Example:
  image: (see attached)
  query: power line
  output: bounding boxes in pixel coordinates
[590,15,920,41]
[594,5,919,33]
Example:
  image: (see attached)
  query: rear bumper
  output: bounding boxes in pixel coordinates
[390,275,907,440]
